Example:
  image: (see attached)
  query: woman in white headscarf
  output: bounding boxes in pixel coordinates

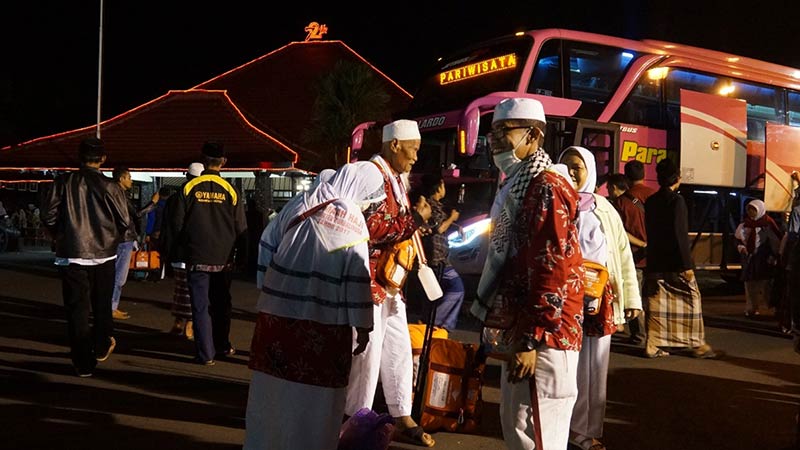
[734,198,782,317]
[244,161,386,450]
[559,146,642,450]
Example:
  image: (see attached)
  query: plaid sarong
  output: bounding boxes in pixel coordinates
[171,267,192,319]
[643,271,706,349]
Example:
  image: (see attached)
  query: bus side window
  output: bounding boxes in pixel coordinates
[611,77,663,128]
[789,91,800,126]
[528,39,562,97]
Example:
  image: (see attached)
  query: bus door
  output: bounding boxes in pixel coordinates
[559,118,620,194]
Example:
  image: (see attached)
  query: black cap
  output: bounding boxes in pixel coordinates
[201,141,225,158]
[79,137,106,158]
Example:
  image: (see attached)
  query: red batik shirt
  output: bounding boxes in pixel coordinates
[502,170,585,352]
[364,163,420,304]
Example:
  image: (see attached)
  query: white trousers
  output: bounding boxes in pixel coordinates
[244,371,345,450]
[500,346,579,450]
[345,293,413,417]
[570,334,611,444]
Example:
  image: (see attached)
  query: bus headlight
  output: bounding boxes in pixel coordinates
[447,218,491,248]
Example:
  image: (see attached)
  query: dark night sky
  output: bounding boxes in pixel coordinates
[3,1,799,148]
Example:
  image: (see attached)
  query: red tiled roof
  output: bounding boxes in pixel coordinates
[0,39,412,176]
[0,90,297,171]
[195,40,413,170]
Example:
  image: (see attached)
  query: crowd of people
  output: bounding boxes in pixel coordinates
[38,97,800,449]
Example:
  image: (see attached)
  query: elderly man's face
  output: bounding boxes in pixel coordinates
[387,139,421,174]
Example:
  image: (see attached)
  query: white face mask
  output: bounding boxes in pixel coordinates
[492,149,522,176]
[491,128,530,175]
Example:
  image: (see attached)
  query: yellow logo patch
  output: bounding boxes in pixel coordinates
[194,191,227,203]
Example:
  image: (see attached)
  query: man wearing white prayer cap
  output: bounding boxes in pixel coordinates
[470,97,584,450]
[187,162,204,178]
[344,119,436,447]
[163,161,205,339]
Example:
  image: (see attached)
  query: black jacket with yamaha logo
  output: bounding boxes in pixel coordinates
[170,169,247,266]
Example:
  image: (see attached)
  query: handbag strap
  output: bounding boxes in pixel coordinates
[411,230,428,266]
[286,199,336,230]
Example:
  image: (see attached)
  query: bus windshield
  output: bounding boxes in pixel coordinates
[407,36,533,115]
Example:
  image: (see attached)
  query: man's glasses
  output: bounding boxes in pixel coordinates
[488,126,533,140]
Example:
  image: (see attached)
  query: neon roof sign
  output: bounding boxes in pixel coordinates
[439,53,517,85]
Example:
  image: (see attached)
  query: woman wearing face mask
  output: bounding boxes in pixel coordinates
[559,146,642,450]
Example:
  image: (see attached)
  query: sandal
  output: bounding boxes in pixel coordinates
[394,425,435,447]
[692,347,723,359]
[645,348,669,359]
[588,441,607,450]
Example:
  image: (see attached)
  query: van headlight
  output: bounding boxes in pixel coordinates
[447,218,491,248]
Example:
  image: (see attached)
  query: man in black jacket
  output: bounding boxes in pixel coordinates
[42,137,131,377]
[169,142,247,365]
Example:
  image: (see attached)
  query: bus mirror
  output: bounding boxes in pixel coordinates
[350,121,377,154]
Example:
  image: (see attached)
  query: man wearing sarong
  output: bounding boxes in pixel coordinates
[243,162,385,450]
[643,158,720,359]
[344,119,435,448]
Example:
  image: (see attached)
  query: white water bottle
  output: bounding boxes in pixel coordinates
[417,263,443,301]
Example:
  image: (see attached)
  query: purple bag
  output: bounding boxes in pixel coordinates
[338,408,395,450]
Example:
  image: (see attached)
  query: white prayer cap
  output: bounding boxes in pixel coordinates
[187,162,204,177]
[382,119,421,142]
[492,98,546,124]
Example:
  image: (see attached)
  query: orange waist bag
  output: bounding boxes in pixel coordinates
[419,338,485,434]
[130,249,161,271]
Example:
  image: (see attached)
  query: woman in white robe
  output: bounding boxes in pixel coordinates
[243,162,386,450]
[559,146,642,450]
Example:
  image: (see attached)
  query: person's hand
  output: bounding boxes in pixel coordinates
[737,245,748,256]
[507,346,537,383]
[151,192,160,204]
[682,269,695,281]
[414,196,432,222]
[792,171,800,183]
[624,308,641,320]
[133,240,140,251]
[449,209,460,222]
[353,328,370,355]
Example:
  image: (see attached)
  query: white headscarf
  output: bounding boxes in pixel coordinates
[559,146,597,193]
[748,199,766,220]
[559,146,607,265]
[255,161,385,328]
[328,162,386,209]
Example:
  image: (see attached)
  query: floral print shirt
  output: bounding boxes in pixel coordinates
[502,170,585,351]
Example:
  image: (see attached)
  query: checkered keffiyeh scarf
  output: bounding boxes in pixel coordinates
[472,149,552,320]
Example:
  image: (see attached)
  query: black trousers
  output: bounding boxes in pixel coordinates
[187,270,232,362]
[60,260,115,371]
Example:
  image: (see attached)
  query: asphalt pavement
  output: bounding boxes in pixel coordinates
[1,246,798,450]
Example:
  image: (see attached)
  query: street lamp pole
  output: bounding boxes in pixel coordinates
[96,0,104,138]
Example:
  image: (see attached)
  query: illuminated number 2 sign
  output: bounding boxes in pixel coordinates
[439,54,517,85]
[304,22,328,41]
